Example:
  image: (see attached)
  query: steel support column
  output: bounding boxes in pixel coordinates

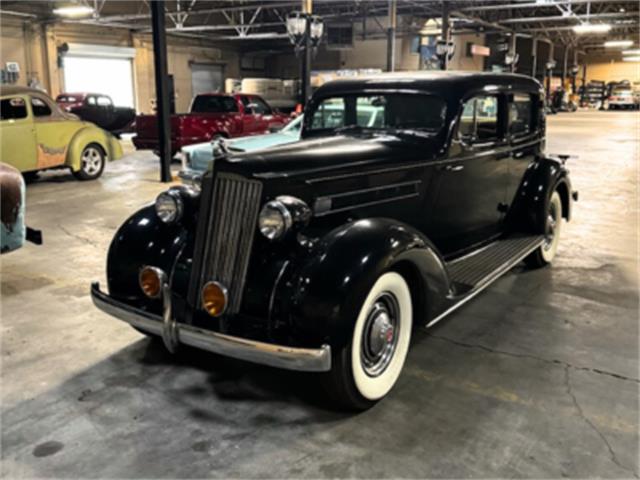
[386,0,397,72]
[151,0,172,183]
[510,31,517,73]
[441,2,450,70]
[531,37,537,78]
[300,0,312,107]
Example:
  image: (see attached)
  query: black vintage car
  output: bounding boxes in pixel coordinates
[92,72,575,410]
[56,93,136,136]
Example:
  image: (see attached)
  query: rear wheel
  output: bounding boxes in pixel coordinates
[525,190,562,268]
[73,143,105,180]
[323,272,412,411]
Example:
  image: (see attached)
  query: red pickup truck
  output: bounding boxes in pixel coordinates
[133,93,290,155]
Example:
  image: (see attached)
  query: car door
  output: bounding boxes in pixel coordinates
[507,93,540,208]
[31,95,75,170]
[428,94,509,256]
[0,95,37,172]
[240,95,261,134]
[96,95,115,129]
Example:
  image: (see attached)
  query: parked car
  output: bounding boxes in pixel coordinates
[0,86,123,180]
[132,93,290,156]
[178,103,384,185]
[607,86,640,110]
[56,92,136,135]
[92,72,576,410]
[178,114,304,185]
[1,162,42,253]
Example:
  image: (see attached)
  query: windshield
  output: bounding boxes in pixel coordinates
[191,95,238,113]
[307,94,446,133]
[281,114,303,134]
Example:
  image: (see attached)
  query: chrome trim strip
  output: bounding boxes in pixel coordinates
[426,236,545,328]
[91,282,332,372]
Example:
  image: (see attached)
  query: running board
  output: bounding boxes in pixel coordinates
[427,235,545,328]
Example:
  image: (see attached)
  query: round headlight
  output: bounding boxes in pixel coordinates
[258,200,293,240]
[155,190,183,224]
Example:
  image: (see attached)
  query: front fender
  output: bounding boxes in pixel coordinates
[106,205,187,307]
[277,218,451,349]
[67,125,123,171]
[508,156,572,232]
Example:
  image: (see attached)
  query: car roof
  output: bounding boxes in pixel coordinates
[0,85,50,97]
[315,71,542,98]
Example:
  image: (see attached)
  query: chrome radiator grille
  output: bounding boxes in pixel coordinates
[194,173,263,314]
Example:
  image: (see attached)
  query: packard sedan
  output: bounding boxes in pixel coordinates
[92,72,576,410]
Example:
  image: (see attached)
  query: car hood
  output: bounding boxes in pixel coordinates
[227,131,299,153]
[220,133,441,179]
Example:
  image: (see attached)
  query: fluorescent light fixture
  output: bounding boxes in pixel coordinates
[622,56,640,62]
[572,23,611,34]
[622,49,640,55]
[604,40,633,48]
[52,4,95,17]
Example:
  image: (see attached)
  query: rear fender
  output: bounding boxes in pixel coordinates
[277,218,451,349]
[507,156,572,232]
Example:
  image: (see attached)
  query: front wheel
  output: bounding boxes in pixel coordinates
[525,190,562,268]
[323,272,413,411]
[73,144,105,180]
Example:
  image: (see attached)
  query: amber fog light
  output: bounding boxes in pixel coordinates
[202,281,228,317]
[139,266,165,298]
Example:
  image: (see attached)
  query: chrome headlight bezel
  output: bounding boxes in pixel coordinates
[258,199,293,240]
[155,189,184,224]
[258,196,311,241]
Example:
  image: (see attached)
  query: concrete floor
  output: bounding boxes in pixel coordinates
[1,110,638,478]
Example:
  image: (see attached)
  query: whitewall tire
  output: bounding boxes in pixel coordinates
[324,271,413,410]
[526,190,563,268]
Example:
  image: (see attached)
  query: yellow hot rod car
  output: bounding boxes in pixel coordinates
[0,86,123,180]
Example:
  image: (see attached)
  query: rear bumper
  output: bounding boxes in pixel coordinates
[90,282,331,372]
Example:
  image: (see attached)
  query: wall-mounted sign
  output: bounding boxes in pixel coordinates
[467,44,491,57]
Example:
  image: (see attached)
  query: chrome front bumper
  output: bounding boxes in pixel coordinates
[91,282,331,372]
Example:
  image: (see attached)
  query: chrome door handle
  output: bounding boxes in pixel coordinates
[445,165,464,172]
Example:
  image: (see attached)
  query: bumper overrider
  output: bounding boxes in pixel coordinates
[90,282,331,372]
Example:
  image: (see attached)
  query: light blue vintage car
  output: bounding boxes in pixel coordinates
[179,114,303,185]
[0,162,42,254]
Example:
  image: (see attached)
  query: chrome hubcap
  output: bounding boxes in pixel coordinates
[544,202,558,250]
[361,292,399,377]
[82,147,102,175]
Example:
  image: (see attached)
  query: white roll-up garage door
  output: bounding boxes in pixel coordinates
[62,43,136,108]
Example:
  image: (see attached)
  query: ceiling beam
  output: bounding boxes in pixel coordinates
[459,0,630,13]
[498,11,638,24]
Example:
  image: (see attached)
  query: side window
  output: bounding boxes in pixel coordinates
[459,95,498,141]
[31,97,52,117]
[509,94,532,136]
[97,96,112,107]
[251,98,271,115]
[0,97,28,121]
[240,96,251,109]
[311,98,345,129]
[87,96,97,106]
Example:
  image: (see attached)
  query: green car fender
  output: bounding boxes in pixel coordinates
[66,125,123,172]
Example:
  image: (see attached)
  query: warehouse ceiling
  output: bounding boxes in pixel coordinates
[1,0,638,55]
